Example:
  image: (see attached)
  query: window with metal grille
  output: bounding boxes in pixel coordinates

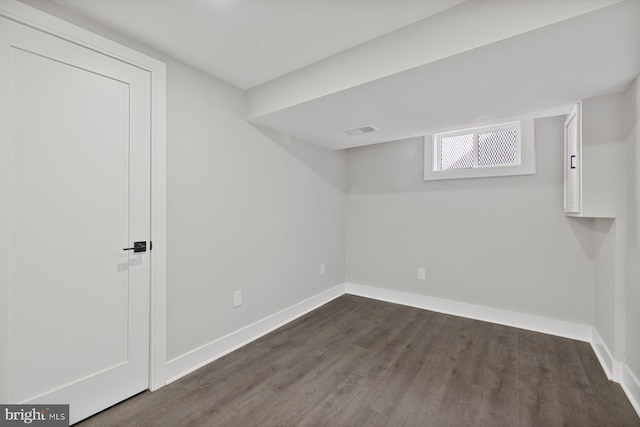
[434,122,521,172]
[424,119,535,181]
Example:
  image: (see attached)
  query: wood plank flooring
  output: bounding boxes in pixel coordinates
[78,295,640,426]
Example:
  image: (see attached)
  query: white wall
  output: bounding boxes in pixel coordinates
[624,76,640,377]
[18,0,346,363]
[346,116,595,324]
[164,62,345,360]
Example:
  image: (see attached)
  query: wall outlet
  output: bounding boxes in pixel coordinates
[320,263,326,276]
[233,290,242,308]
[418,268,426,280]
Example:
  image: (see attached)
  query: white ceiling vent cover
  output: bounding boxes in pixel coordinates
[343,125,379,136]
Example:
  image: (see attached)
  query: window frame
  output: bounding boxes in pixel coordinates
[424,118,535,181]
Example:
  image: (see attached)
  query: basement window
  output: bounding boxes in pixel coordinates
[424,119,535,181]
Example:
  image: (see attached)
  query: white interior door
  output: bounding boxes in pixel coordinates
[1,16,151,424]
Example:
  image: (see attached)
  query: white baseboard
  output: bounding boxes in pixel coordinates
[590,328,640,418]
[590,328,623,381]
[345,283,592,342]
[622,364,640,418]
[165,284,345,384]
[164,280,639,419]
[346,283,640,417]
[165,282,592,387]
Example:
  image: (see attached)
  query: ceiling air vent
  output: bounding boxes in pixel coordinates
[343,125,379,136]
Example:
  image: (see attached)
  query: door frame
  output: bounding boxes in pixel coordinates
[0,0,168,396]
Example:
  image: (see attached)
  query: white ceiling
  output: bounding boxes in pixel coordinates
[24,0,640,151]
[51,0,464,90]
[249,0,640,149]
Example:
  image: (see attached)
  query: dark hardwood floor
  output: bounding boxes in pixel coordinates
[78,295,640,426]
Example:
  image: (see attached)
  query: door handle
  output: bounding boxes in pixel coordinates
[123,241,146,253]
[570,155,577,169]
